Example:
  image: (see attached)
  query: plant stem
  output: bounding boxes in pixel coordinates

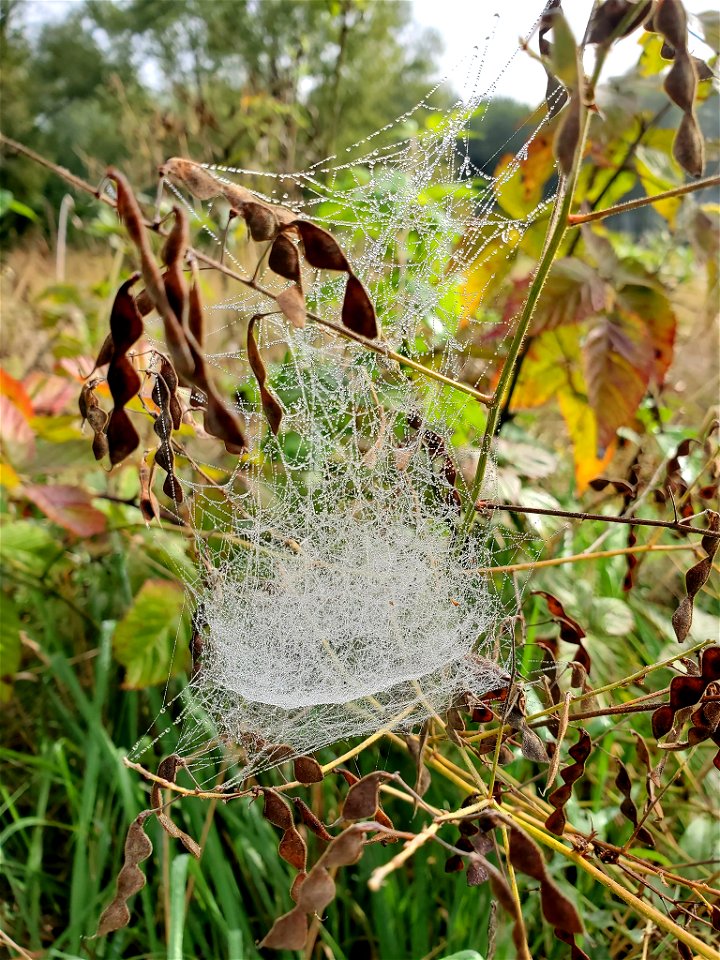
[458,112,592,541]
[473,541,695,575]
[510,812,719,960]
[567,173,720,226]
[477,501,719,539]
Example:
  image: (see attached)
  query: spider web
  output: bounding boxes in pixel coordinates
[132,14,561,787]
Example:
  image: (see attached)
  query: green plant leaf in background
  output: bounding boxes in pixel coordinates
[0,597,23,702]
[112,579,190,688]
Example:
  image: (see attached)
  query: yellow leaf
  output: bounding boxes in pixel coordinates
[511,326,582,410]
[558,388,615,493]
[0,461,20,489]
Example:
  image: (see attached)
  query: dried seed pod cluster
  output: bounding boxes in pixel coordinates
[647,0,705,176]
[159,157,378,338]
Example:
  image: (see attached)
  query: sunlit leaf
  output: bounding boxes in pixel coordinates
[557,386,615,493]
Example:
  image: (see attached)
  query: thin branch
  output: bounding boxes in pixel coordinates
[473,541,696,575]
[195,250,493,405]
[478,501,719,539]
[568,174,720,226]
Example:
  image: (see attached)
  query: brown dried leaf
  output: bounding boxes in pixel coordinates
[673,111,705,178]
[278,826,307,871]
[160,158,222,201]
[291,798,334,842]
[239,201,277,242]
[107,409,140,466]
[342,772,390,820]
[276,284,307,329]
[262,789,294,830]
[342,273,378,339]
[296,866,336,914]
[553,92,581,176]
[321,825,367,867]
[247,315,283,435]
[269,233,302,283]
[541,878,583,935]
[655,0,687,48]
[294,755,324,784]
[508,825,546,881]
[587,0,652,43]
[157,811,202,858]
[96,813,153,936]
[664,52,696,111]
[294,221,350,272]
[258,906,308,951]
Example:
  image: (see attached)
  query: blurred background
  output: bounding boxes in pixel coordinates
[1,2,718,958]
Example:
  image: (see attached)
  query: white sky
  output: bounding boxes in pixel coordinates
[22,0,717,109]
[411,0,716,104]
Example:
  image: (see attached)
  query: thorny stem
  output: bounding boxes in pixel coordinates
[477,501,720,539]
[457,106,593,542]
[463,638,712,745]
[473,540,697,575]
[567,173,720,226]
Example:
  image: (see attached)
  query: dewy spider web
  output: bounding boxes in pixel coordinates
[135,17,560,786]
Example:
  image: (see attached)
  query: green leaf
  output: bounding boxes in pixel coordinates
[0,520,59,575]
[0,597,23,702]
[439,952,486,960]
[589,597,635,636]
[0,188,38,222]
[113,579,189,688]
[549,12,580,90]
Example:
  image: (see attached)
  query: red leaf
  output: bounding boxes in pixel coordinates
[24,484,107,537]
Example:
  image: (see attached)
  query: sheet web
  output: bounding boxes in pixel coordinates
[136,29,558,787]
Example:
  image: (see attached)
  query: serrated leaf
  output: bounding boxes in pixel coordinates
[113,579,189,688]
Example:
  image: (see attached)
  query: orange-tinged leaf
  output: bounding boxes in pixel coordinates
[456,228,518,327]
[0,395,35,464]
[493,131,556,220]
[557,388,615,493]
[616,284,676,387]
[0,369,34,419]
[23,483,107,537]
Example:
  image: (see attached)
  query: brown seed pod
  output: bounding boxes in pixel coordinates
[673,110,705,178]
[655,0,687,49]
[664,51,696,111]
